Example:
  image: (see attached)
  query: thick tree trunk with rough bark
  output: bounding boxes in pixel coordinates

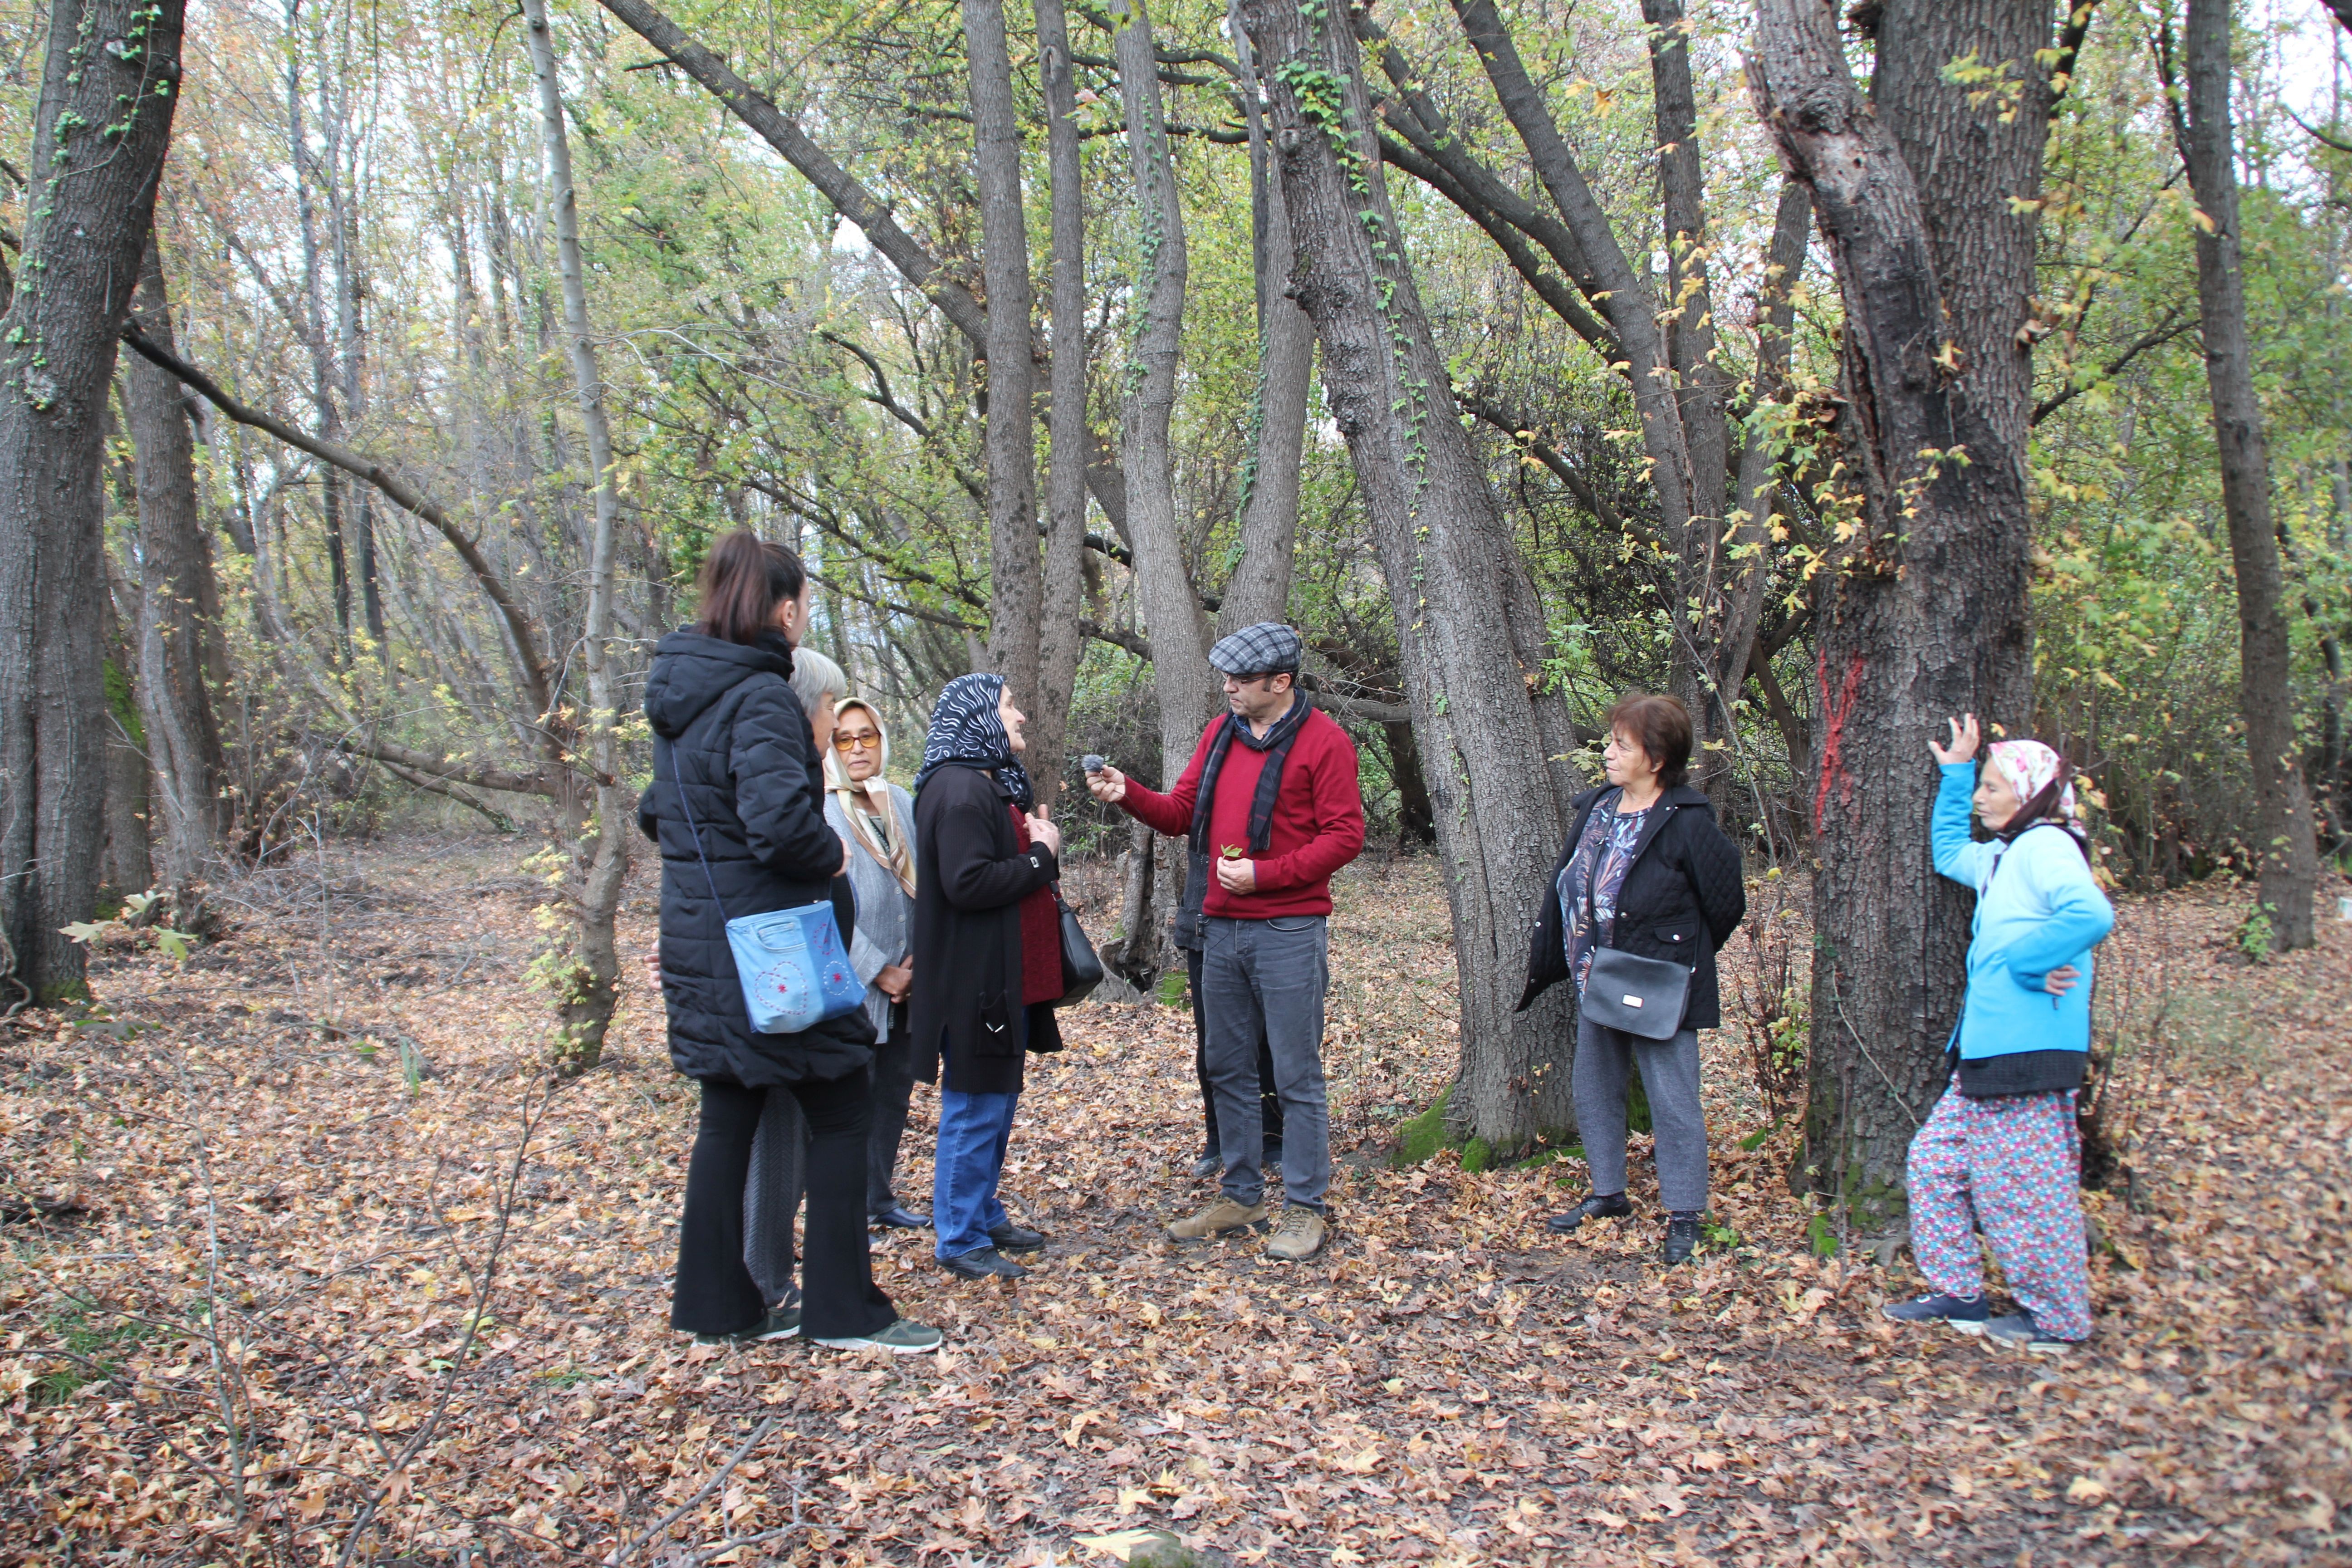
[1242,0,1575,1152]
[1033,0,1090,799]
[524,0,633,1069]
[2176,0,2319,949]
[100,593,152,897]
[0,0,184,1004]
[1751,0,2046,1235]
[125,241,227,921]
[963,0,1044,710]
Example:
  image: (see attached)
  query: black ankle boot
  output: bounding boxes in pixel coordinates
[1662,1213,1702,1264]
[1546,1192,1633,1234]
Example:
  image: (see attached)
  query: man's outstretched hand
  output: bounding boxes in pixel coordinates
[1084,764,1128,805]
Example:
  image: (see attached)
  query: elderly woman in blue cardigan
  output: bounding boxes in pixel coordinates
[1885,714,2114,1356]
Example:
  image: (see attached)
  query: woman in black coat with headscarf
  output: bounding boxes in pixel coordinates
[638,531,940,1354]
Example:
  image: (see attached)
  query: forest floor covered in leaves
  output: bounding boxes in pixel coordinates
[1,836,2347,1566]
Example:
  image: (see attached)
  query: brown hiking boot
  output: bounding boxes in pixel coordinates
[1166,1196,1268,1243]
[1264,1205,1327,1261]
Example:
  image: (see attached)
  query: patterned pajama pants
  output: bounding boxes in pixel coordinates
[1906,1076,2092,1342]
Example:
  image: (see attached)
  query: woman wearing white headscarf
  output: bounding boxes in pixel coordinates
[1883,715,2114,1357]
[823,696,929,1230]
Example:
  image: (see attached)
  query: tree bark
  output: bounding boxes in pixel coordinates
[1220,0,1313,634]
[0,0,185,1004]
[1241,0,1576,1152]
[1751,0,2045,1234]
[1111,0,1215,987]
[525,0,634,1067]
[1033,0,1091,799]
[124,240,227,919]
[962,0,1045,710]
[2175,0,2319,948]
[100,591,152,897]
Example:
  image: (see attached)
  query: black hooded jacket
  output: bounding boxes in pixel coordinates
[1516,783,1747,1030]
[637,628,873,1086]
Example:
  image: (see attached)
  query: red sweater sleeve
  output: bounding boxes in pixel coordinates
[1251,718,1366,893]
[1118,720,1216,838]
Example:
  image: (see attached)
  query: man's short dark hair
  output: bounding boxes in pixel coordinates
[1604,692,1693,791]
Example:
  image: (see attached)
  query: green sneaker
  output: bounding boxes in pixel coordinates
[809,1317,944,1355]
[693,1306,800,1346]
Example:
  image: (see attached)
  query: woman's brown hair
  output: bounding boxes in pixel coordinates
[695,530,807,646]
[1604,692,1693,791]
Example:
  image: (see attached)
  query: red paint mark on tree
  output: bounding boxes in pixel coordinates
[1814,647,1866,831]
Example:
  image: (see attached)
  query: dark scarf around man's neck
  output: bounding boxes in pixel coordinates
[1188,696,1312,858]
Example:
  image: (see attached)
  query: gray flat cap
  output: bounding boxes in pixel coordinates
[1207,621,1304,676]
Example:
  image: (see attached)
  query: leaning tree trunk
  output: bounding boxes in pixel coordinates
[1032,0,1091,799]
[963,0,1044,712]
[2178,0,2319,950]
[125,240,228,926]
[1218,0,1314,634]
[1243,0,1576,1153]
[99,591,152,897]
[0,0,185,1005]
[1751,0,2047,1236]
[1111,0,1216,986]
[524,0,633,1071]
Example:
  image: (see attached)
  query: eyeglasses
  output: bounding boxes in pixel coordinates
[833,732,882,752]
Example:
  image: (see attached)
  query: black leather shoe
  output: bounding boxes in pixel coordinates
[938,1247,1029,1280]
[1189,1152,1222,1181]
[1546,1192,1633,1234]
[871,1204,932,1230]
[987,1222,1047,1253]
[1662,1215,1702,1265]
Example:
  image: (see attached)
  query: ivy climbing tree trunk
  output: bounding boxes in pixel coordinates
[524,0,632,1069]
[1751,0,2048,1236]
[2174,0,2320,950]
[963,0,1044,714]
[0,0,185,1004]
[1241,0,1576,1154]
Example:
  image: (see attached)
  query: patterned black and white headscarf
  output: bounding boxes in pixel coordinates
[913,671,1035,809]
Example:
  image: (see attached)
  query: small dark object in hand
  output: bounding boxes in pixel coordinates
[1082,754,1107,774]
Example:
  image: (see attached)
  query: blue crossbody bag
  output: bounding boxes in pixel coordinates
[665,744,865,1034]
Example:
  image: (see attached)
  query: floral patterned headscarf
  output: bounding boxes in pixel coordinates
[1987,739,2081,841]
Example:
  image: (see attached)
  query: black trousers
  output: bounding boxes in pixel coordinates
[867,1008,919,1216]
[672,1073,895,1340]
[1186,946,1284,1156]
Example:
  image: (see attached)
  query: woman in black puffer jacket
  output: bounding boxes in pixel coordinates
[1517,693,1745,1265]
[638,532,938,1354]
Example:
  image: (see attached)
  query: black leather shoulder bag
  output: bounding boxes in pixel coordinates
[1579,802,1692,1041]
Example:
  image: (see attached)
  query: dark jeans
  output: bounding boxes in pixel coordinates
[1200,915,1330,1212]
[672,1074,895,1340]
[1186,946,1284,1157]
[868,1007,919,1216]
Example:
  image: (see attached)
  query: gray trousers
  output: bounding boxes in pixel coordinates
[1200,915,1330,1213]
[1573,1014,1709,1214]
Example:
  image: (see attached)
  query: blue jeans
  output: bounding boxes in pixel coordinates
[932,1086,1018,1259]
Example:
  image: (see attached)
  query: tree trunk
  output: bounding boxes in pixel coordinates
[1110,0,1215,990]
[100,592,152,897]
[285,0,352,662]
[1751,0,2046,1235]
[1382,719,1436,844]
[524,0,633,1069]
[2176,0,2319,949]
[1219,0,1313,634]
[124,240,227,923]
[962,0,1044,710]
[0,0,185,1004]
[1242,0,1576,1153]
[1032,0,1090,800]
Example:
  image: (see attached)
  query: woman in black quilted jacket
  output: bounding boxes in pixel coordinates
[637,531,939,1354]
[1517,693,1746,1264]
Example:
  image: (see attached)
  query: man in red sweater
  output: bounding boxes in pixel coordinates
[1085,622,1365,1260]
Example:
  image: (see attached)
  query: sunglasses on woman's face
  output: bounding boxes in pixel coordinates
[833,731,882,753]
